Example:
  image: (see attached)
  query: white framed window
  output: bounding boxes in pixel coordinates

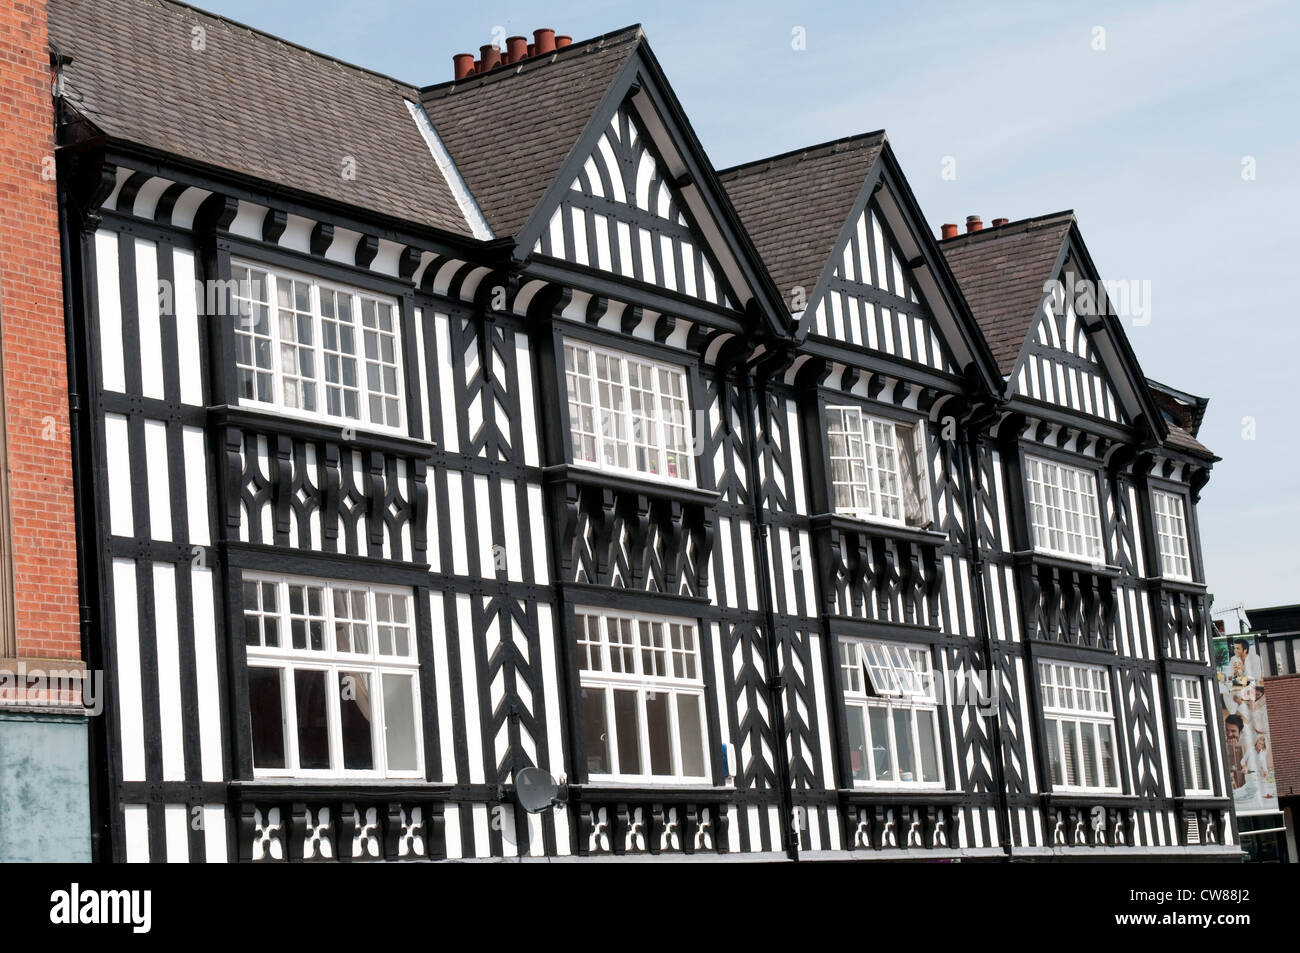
[1172,676,1212,794]
[1038,661,1120,793]
[839,638,943,787]
[242,573,422,779]
[231,261,405,433]
[575,608,709,783]
[1152,489,1192,580]
[1024,455,1104,563]
[563,341,694,484]
[826,406,930,527]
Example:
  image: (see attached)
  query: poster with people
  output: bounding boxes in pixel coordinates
[1213,632,1276,814]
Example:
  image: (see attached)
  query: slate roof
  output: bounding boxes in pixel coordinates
[940,212,1074,374]
[48,0,473,235]
[1164,422,1216,459]
[420,26,642,238]
[718,133,885,311]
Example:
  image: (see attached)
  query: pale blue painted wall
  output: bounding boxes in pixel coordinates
[0,712,90,862]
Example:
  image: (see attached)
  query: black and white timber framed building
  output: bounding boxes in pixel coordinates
[49,0,1236,861]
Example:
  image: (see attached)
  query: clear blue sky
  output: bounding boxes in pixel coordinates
[193,0,1299,623]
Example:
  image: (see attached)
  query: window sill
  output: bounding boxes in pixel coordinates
[1144,575,1206,595]
[211,404,435,458]
[1014,550,1120,578]
[569,782,734,803]
[811,512,948,548]
[231,778,450,799]
[838,788,959,806]
[1041,790,1130,806]
[544,463,720,507]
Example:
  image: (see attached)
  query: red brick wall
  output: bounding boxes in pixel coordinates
[1265,674,1300,798]
[0,0,80,661]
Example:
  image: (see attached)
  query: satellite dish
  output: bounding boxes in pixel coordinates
[515,767,560,814]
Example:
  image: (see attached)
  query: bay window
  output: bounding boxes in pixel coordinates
[1152,489,1192,580]
[243,574,422,779]
[563,341,693,484]
[839,637,942,786]
[1172,676,1212,794]
[575,608,709,782]
[825,405,930,527]
[230,261,404,432]
[1024,455,1104,563]
[1038,661,1120,793]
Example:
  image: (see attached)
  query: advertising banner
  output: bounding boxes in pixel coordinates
[1213,632,1277,815]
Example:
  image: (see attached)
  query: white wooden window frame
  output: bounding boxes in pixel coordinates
[563,341,695,486]
[230,259,406,435]
[1152,489,1193,581]
[825,406,931,528]
[575,607,710,784]
[1172,676,1212,795]
[1024,455,1105,565]
[1038,660,1121,793]
[839,637,944,789]
[243,572,423,780]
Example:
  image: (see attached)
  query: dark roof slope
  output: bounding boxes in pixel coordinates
[420,27,642,238]
[1247,605,1300,636]
[718,133,885,309]
[48,0,471,234]
[940,212,1074,374]
[1164,422,1217,459]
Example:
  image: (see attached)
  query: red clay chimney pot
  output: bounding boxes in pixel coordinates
[480,44,502,70]
[965,215,983,233]
[533,28,556,54]
[940,223,959,240]
[991,217,1009,227]
[453,53,476,80]
[507,36,528,63]
[556,35,573,48]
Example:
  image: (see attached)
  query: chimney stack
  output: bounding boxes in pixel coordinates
[454,28,570,79]
[940,223,959,240]
[991,217,1009,227]
[965,215,983,233]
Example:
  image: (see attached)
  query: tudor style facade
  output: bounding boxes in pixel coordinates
[47,0,1235,861]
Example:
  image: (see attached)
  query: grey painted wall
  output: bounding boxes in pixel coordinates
[0,712,90,862]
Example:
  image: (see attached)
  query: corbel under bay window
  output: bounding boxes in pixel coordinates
[1038,660,1120,793]
[563,341,694,485]
[839,638,943,787]
[243,574,423,779]
[230,260,405,434]
[825,405,931,527]
[575,608,709,783]
[1172,676,1212,795]
[1152,489,1192,581]
[1024,455,1104,564]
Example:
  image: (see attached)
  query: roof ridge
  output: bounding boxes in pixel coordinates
[142,0,423,90]
[419,24,644,99]
[718,130,887,179]
[940,209,1075,243]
